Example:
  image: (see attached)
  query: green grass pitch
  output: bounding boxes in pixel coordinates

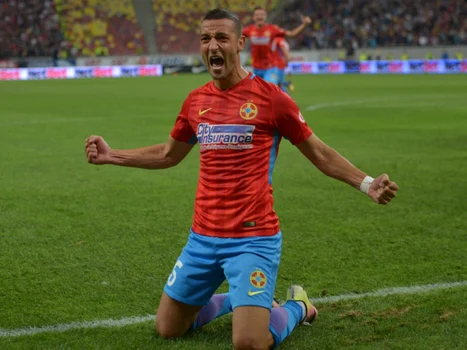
[0,73,466,349]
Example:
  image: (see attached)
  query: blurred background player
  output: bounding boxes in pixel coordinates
[271,36,294,93]
[242,6,311,84]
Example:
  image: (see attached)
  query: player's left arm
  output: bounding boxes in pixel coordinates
[273,90,398,205]
[296,135,398,205]
[284,15,312,38]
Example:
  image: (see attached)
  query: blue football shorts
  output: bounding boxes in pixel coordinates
[164,229,282,310]
[253,68,279,85]
[277,68,286,86]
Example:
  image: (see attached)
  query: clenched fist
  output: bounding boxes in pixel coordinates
[368,174,398,205]
[301,15,312,25]
[85,135,112,165]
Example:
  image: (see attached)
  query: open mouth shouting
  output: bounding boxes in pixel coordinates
[209,55,225,72]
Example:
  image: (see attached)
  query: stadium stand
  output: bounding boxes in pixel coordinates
[1,0,465,58]
[152,0,279,53]
[0,0,63,59]
[279,0,467,50]
[55,0,147,56]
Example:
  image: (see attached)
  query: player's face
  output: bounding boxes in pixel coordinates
[200,19,245,80]
[253,9,267,26]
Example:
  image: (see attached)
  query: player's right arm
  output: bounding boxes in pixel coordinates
[85,135,194,169]
[85,93,196,169]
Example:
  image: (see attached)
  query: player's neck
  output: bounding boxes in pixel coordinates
[213,66,249,90]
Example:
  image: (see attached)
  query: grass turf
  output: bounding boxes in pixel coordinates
[0,73,466,349]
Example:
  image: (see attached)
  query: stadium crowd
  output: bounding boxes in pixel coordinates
[152,0,278,53]
[280,0,467,50]
[1,0,466,58]
[0,0,63,59]
[57,0,146,57]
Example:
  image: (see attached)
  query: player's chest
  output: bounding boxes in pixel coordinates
[189,93,271,128]
[188,92,274,147]
[250,29,273,45]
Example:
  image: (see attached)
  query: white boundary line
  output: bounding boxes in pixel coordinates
[305,93,465,112]
[2,94,464,126]
[0,315,155,338]
[309,280,467,303]
[1,280,466,338]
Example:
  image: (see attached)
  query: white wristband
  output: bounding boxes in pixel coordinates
[360,176,374,195]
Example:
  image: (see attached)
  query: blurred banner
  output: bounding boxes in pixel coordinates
[2,60,466,81]
[0,65,163,81]
[74,52,312,68]
[77,55,191,67]
[288,60,467,74]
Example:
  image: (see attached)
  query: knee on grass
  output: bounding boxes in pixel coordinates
[155,317,191,339]
[233,332,273,350]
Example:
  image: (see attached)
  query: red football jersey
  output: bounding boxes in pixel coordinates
[171,73,312,238]
[271,37,289,70]
[243,24,286,70]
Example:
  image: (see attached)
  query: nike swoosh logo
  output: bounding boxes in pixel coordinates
[199,108,212,115]
[248,290,266,296]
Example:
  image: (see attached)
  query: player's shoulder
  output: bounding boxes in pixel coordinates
[254,76,297,108]
[268,24,284,31]
[188,81,213,98]
[243,24,254,32]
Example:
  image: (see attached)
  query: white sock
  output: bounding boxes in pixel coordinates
[295,301,307,322]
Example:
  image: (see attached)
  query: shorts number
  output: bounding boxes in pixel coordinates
[167,260,183,287]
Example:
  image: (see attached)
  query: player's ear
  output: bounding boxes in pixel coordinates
[237,35,245,52]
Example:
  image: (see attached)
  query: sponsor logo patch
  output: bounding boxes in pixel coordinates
[197,123,255,151]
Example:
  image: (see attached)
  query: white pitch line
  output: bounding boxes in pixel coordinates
[309,280,467,304]
[0,315,155,338]
[305,99,399,111]
[1,280,466,338]
[305,94,464,112]
[305,97,405,111]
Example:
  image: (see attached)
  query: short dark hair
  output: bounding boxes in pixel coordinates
[202,8,242,37]
[253,6,266,13]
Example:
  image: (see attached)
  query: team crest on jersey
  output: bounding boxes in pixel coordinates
[197,123,255,151]
[264,30,270,37]
[240,101,258,120]
[250,270,267,288]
